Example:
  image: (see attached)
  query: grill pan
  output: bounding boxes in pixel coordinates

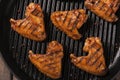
[0,0,120,80]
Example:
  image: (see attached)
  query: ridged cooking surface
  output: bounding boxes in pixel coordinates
[9,0,117,80]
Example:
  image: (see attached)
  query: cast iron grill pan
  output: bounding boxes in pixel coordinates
[0,0,120,80]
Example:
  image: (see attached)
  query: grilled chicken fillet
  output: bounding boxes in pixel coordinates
[70,37,107,76]
[51,9,88,40]
[10,3,46,41]
[28,41,63,79]
[85,0,120,22]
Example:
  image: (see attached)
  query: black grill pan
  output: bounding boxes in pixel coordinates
[0,0,120,80]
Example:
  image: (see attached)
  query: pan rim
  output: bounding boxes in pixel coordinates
[0,0,120,80]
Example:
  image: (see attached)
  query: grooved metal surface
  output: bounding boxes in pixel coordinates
[5,0,119,80]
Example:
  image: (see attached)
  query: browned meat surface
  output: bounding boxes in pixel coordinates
[10,3,46,41]
[85,0,120,22]
[51,9,88,40]
[25,3,43,17]
[70,37,107,76]
[28,41,63,79]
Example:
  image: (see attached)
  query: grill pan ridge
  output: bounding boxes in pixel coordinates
[0,0,120,80]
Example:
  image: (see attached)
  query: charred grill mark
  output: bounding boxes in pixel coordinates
[28,25,41,38]
[26,24,38,37]
[28,25,32,31]
[47,65,56,71]
[33,33,41,38]
[104,0,119,17]
[36,12,41,17]
[36,56,43,60]
[31,26,38,35]
[75,57,84,64]
[105,8,111,14]
[71,12,81,31]
[38,53,61,64]
[114,0,119,7]
[18,20,26,27]
[105,3,114,15]
[32,8,37,14]
[47,64,56,69]
[32,8,39,15]
[105,8,114,16]
[46,50,62,56]
[66,17,72,28]
[66,11,76,28]
[67,11,81,31]
[24,23,32,30]
[62,11,69,24]
[96,62,102,70]
[108,11,113,17]
[86,47,101,64]
[43,60,59,71]
[39,58,48,63]
[54,14,63,27]
[99,3,106,10]
[32,8,41,17]
[37,12,42,17]
[47,61,58,66]
[54,12,69,29]
[89,42,97,49]
[90,53,102,66]
[23,21,30,29]
[92,47,101,55]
